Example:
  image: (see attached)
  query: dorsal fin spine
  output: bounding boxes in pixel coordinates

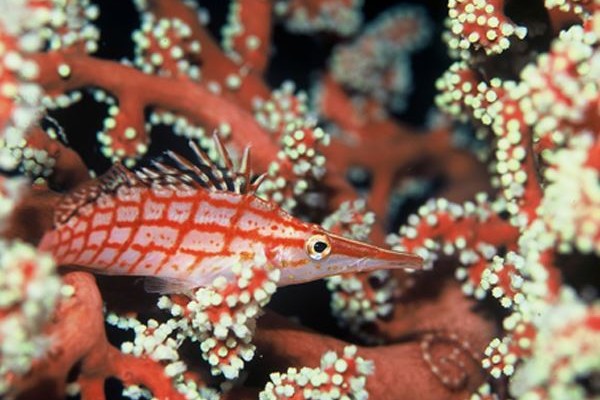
[54,136,264,226]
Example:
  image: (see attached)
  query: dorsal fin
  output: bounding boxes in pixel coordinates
[146,133,266,195]
[55,135,265,225]
[54,163,139,224]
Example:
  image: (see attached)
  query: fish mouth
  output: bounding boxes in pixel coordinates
[328,233,423,272]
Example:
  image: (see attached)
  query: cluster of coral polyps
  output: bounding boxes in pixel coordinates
[0,0,599,399]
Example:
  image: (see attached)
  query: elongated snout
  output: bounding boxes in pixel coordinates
[328,233,423,272]
[274,231,424,286]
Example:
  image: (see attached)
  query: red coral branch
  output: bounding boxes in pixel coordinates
[12,272,186,400]
[33,51,280,170]
[1,1,598,399]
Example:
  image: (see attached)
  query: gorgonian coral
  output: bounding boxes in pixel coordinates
[0,1,598,399]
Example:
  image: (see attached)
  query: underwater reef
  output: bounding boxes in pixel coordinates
[0,0,599,399]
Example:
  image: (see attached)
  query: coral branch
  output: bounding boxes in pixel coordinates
[10,272,185,400]
[1,1,599,399]
[222,0,273,73]
[33,52,279,169]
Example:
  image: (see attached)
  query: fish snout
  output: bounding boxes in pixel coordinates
[328,233,423,273]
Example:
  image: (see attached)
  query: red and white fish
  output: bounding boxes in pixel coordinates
[39,137,422,292]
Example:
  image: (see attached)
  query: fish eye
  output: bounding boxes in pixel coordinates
[306,234,331,261]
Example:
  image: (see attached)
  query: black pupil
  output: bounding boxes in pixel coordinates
[313,241,328,253]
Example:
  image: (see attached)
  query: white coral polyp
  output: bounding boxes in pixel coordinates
[510,290,600,400]
[259,345,373,400]
[539,133,600,255]
[156,252,279,380]
[0,10,44,170]
[185,257,280,379]
[0,240,61,395]
[521,25,598,131]
[276,0,364,37]
[0,0,51,37]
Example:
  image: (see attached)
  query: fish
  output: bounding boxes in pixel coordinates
[38,136,422,292]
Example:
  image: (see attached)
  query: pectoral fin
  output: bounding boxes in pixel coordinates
[143,276,199,294]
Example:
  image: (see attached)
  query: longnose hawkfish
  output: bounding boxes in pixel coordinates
[39,136,422,293]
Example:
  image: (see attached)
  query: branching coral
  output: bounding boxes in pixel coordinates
[0,0,599,399]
